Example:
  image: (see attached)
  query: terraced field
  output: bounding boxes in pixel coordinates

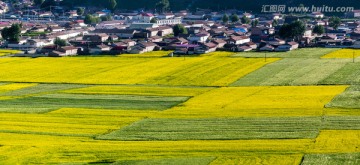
[1,49,360,164]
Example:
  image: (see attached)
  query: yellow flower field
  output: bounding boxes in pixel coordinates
[119,51,173,58]
[0,131,312,164]
[0,110,143,136]
[0,49,21,56]
[0,83,37,94]
[200,51,236,57]
[321,49,360,58]
[308,130,360,153]
[159,86,348,118]
[144,57,279,86]
[0,56,278,86]
[210,154,304,165]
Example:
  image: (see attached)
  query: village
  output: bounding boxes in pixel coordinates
[0,0,360,56]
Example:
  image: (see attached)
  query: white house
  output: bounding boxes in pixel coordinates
[275,42,299,51]
[259,45,274,51]
[157,13,175,19]
[227,36,251,45]
[310,12,324,18]
[188,34,209,43]
[132,13,154,23]
[156,18,182,26]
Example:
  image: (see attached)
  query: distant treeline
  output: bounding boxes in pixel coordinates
[60,0,360,13]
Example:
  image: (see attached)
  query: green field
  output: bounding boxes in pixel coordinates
[1,48,360,164]
[98,117,321,140]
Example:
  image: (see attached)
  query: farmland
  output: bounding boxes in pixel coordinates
[1,49,360,164]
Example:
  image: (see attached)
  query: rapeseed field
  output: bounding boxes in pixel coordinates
[1,49,360,164]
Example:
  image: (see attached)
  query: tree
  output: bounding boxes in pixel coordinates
[84,14,101,24]
[107,0,117,12]
[150,17,157,23]
[279,23,292,39]
[34,0,45,6]
[278,20,305,41]
[40,0,56,10]
[222,14,229,24]
[1,23,21,43]
[77,8,84,16]
[313,25,325,35]
[251,19,259,27]
[272,19,278,27]
[230,14,239,23]
[156,0,170,13]
[101,15,113,21]
[329,16,341,30]
[173,24,188,36]
[54,37,67,47]
[240,15,250,24]
[291,20,306,41]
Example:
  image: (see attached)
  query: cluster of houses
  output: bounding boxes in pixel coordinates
[2,3,360,56]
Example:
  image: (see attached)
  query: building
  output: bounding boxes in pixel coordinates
[227,36,251,45]
[93,29,138,39]
[83,33,109,42]
[310,12,324,18]
[128,42,157,54]
[275,42,299,51]
[156,18,182,26]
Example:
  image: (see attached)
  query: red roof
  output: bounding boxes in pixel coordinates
[141,13,154,17]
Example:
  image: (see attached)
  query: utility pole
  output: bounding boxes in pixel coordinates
[353,51,355,63]
[265,52,267,62]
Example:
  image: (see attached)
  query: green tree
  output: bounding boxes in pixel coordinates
[84,14,101,24]
[230,14,239,23]
[107,0,117,12]
[313,25,325,35]
[251,19,259,27]
[272,19,278,27]
[156,0,170,13]
[101,15,113,21]
[54,37,67,47]
[33,0,45,6]
[279,23,292,39]
[150,17,157,23]
[279,20,305,41]
[1,24,21,43]
[77,8,84,16]
[222,14,229,24]
[173,24,188,36]
[240,15,250,24]
[40,0,56,10]
[291,20,306,41]
[329,16,341,30]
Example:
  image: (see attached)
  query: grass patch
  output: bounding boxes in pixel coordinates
[302,153,360,165]
[320,62,360,85]
[234,48,339,58]
[326,85,360,109]
[231,58,348,86]
[0,94,188,113]
[97,117,321,141]
[61,85,214,97]
[115,157,215,165]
